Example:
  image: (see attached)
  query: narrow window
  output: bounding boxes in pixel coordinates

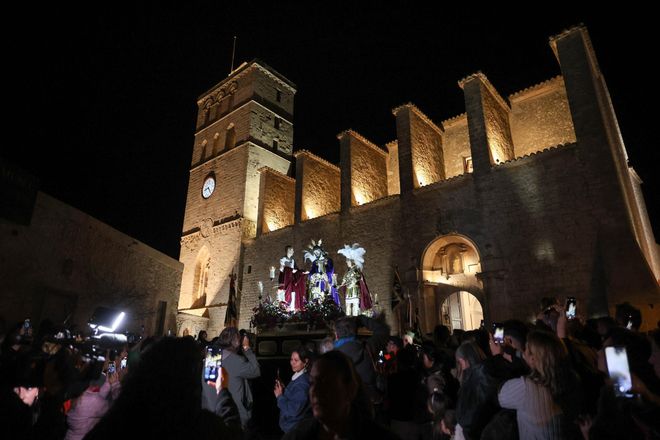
[274,117,281,130]
[273,139,279,151]
[464,157,473,174]
[276,90,282,102]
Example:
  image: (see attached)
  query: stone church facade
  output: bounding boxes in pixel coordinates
[177,26,660,336]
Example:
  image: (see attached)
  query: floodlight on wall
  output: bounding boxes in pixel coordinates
[88,307,126,333]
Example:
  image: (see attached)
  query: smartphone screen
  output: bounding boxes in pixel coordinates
[378,350,385,364]
[108,363,116,374]
[605,346,633,397]
[204,349,222,381]
[120,357,127,369]
[566,297,577,320]
[24,318,31,329]
[493,323,504,344]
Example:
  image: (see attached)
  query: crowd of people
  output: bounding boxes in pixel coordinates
[2,299,660,439]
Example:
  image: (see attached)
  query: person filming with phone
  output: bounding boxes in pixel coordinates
[273,346,313,433]
[218,327,261,431]
[498,330,583,439]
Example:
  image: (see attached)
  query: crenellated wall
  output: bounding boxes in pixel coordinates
[393,104,445,188]
[294,150,341,221]
[195,27,659,335]
[442,114,471,178]
[338,130,388,207]
[510,76,576,157]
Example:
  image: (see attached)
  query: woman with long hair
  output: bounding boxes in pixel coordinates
[274,346,313,433]
[454,341,498,440]
[498,329,582,439]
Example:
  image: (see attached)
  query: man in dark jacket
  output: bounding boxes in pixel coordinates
[333,315,389,403]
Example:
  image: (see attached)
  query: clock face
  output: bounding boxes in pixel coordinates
[202,176,215,199]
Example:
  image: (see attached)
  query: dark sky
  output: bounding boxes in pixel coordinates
[7,4,658,259]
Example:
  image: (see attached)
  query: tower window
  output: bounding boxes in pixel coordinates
[274,117,281,130]
[276,90,282,102]
[273,139,279,151]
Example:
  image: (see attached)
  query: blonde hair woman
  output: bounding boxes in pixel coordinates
[498,330,581,440]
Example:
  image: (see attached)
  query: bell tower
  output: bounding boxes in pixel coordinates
[177,60,296,336]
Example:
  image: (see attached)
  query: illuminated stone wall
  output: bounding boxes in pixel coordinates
[179,220,244,336]
[195,63,295,159]
[338,130,388,206]
[385,141,400,195]
[197,27,660,334]
[442,114,471,178]
[510,76,576,157]
[480,76,515,164]
[295,150,340,220]
[0,192,182,335]
[193,106,252,166]
[393,104,445,188]
[258,167,295,234]
[182,146,249,234]
[244,144,291,228]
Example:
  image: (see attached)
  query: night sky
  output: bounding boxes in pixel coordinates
[7,4,658,259]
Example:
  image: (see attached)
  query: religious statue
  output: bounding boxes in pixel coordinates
[337,243,373,316]
[304,239,340,305]
[277,245,306,311]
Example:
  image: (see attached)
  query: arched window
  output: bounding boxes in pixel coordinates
[192,248,211,306]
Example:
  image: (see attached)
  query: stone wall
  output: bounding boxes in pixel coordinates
[196,62,295,132]
[385,141,400,195]
[258,167,295,234]
[248,101,293,155]
[338,130,388,207]
[199,26,660,335]
[442,114,471,178]
[479,76,515,164]
[250,65,296,117]
[244,144,291,227]
[182,146,248,233]
[295,150,341,221]
[393,104,445,188]
[179,219,243,335]
[0,192,182,335]
[509,76,576,157]
[193,106,252,166]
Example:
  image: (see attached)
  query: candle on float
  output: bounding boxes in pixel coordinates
[269,266,276,279]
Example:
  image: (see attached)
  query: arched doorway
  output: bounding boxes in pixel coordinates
[420,234,485,333]
[440,291,484,331]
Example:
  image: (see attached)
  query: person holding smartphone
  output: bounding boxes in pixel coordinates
[498,330,582,439]
[64,359,121,440]
[217,327,261,430]
[274,346,313,433]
